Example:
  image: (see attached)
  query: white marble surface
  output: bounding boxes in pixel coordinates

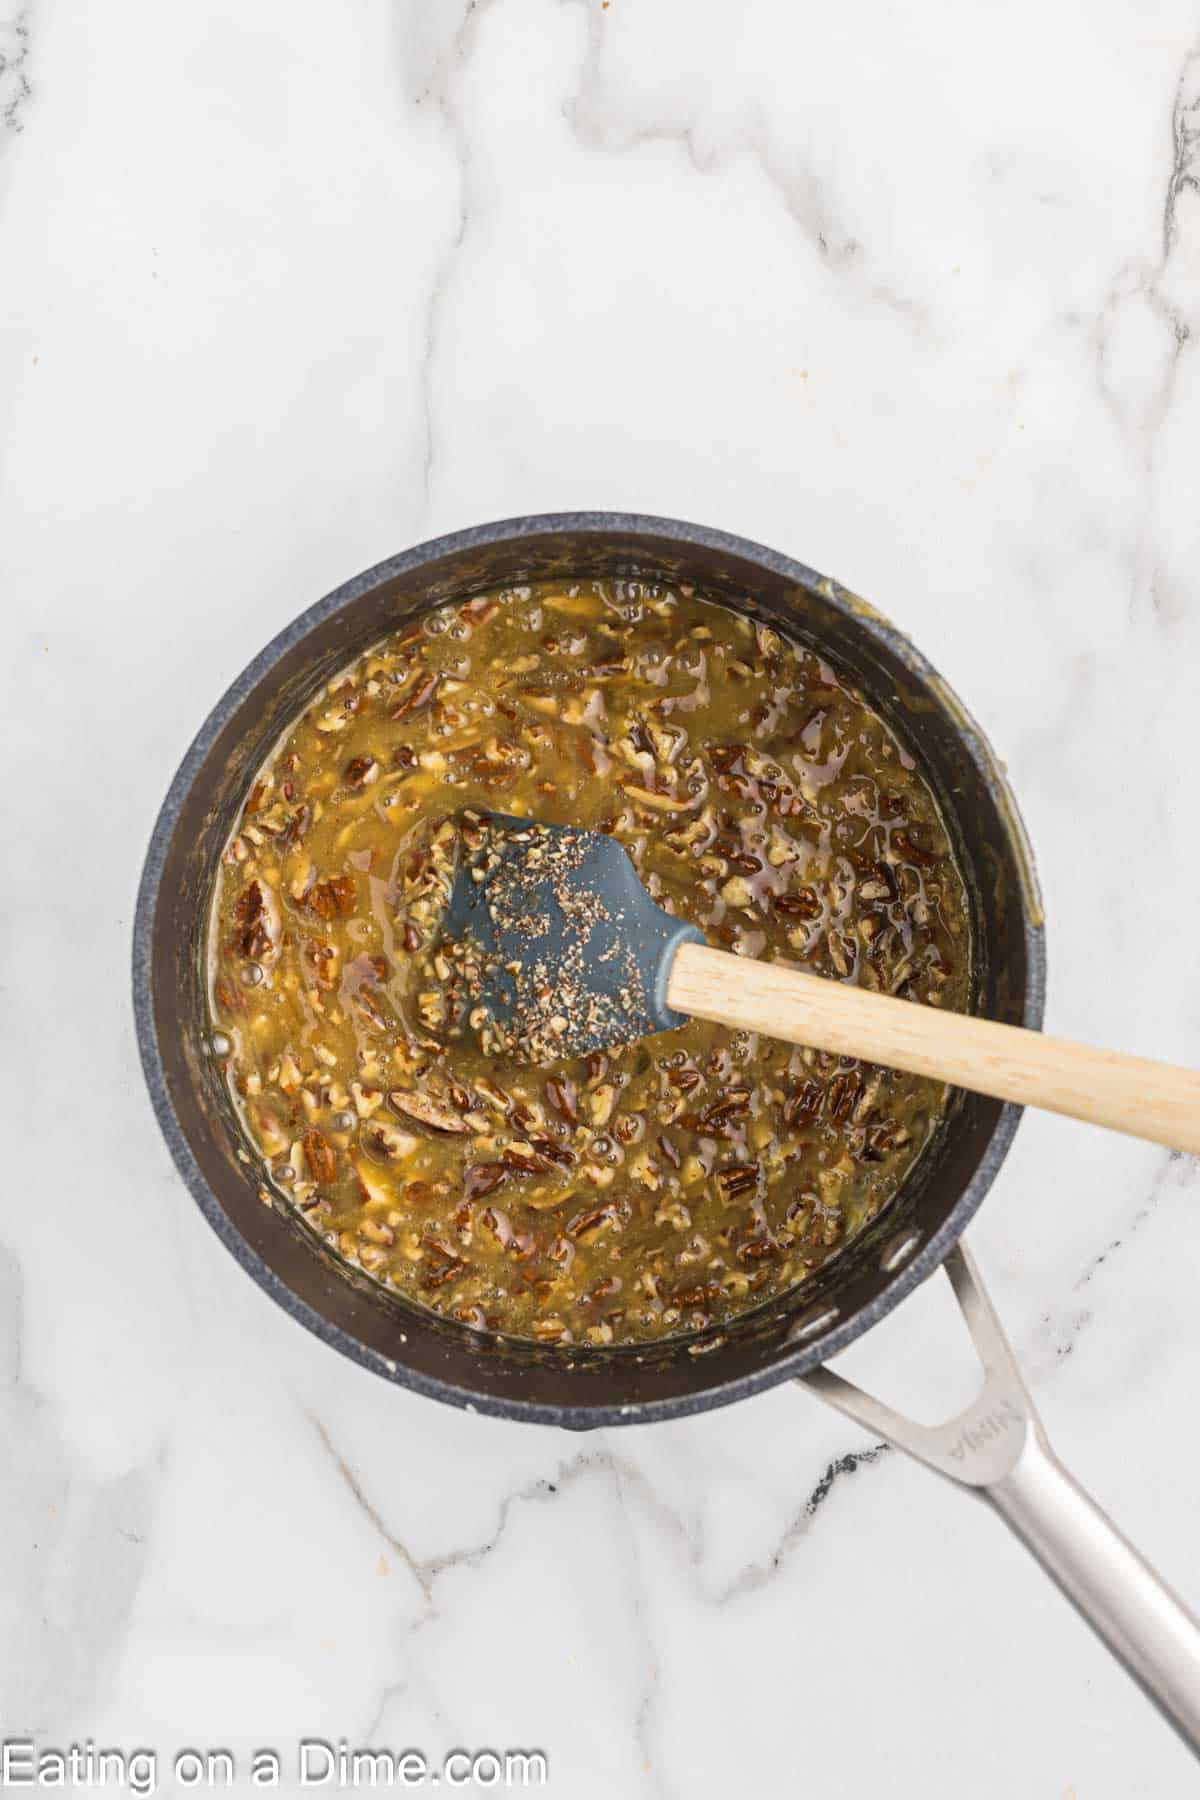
[3,2,1200,1794]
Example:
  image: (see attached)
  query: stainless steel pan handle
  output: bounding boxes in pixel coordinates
[800,1241,1200,1751]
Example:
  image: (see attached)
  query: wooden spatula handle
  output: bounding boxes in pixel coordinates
[667,942,1200,1154]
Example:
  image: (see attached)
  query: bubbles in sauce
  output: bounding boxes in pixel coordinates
[209,581,970,1344]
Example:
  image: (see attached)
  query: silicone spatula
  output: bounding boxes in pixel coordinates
[437,812,1200,1154]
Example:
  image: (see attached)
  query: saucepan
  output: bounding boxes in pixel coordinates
[132,514,1200,1748]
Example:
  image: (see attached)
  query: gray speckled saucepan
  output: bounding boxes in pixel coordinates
[132,513,1044,1427]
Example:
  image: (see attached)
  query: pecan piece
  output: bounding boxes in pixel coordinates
[391,671,440,718]
[277,802,310,848]
[716,1161,760,1199]
[419,1238,467,1289]
[501,1145,554,1175]
[700,1089,751,1130]
[233,879,274,959]
[307,875,356,919]
[892,830,939,867]
[525,1136,576,1168]
[354,989,390,1033]
[544,1075,578,1125]
[460,596,500,628]
[303,1129,337,1184]
[233,879,265,927]
[828,1070,864,1124]
[567,1204,619,1242]
[783,1079,824,1127]
[774,886,821,920]
[464,1163,509,1200]
[364,1121,419,1160]
[388,1090,469,1134]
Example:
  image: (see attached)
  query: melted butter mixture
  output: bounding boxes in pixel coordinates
[209,581,971,1345]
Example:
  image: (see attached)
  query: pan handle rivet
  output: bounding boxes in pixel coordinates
[787,1303,839,1343]
[880,1230,921,1273]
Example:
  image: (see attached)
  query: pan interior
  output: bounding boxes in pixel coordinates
[136,518,1042,1425]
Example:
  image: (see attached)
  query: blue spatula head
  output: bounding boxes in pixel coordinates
[438,812,704,1064]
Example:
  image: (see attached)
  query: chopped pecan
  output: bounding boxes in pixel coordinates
[544,1075,578,1125]
[303,1129,337,1184]
[892,830,939,867]
[233,880,274,959]
[783,1079,824,1127]
[391,671,440,718]
[525,1136,576,1168]
[716,1161,760,1199]
[307,875,356,919]
[419,1238,467,1288]
[658,1133,682,1170]
[774,886,821,920]
[364,1121,419,1160]
[280,803,311,848]
[354,989,390,1032]
[460,596,500,628]
[388,1090,469,1134]
[465,1163,509,1200]
[828,1070,864,1124]
[700,1089,751,1130]
[567,1204,619,1242]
